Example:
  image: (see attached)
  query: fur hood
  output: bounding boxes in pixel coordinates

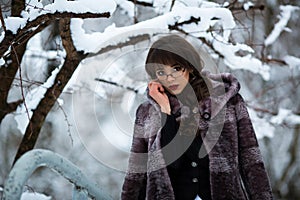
[122,72,273,200]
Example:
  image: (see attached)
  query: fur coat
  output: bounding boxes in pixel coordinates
[121,72,273,200]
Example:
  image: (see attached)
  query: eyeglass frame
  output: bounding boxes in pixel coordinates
[155,64,186,81]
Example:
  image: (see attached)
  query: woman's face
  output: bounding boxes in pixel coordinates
[155,64,190,95]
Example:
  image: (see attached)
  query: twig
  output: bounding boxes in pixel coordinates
[88,34,150,57]
[0,11,111,58]
[133,0,138,24]
[0,4,6,32]
[56,99,73,146]
[275,125,300,194]
[127,0,153,7]
[11,44,33,137]
[95,78,140,94]
[170,0,176,11]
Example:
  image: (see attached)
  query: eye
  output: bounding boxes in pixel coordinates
[156,70,166,76]
[172,65,184,72]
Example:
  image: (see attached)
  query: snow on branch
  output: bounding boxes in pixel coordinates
[71,4,235,53]
[74,2,270,80]
[209,34,271,80]
[270,108,300,127]
[248,107,300,139]
[264,5,299,47]
[127,0,153,7]
[4,0,116,34]
[14,63,63,134]
[0,0,116,59]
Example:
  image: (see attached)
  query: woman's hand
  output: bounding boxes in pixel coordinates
[148,81,171,115]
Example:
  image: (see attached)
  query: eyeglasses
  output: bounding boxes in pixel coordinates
[155,65,186,81]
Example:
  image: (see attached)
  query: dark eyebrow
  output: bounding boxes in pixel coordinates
[155,67,164,71]
[171,63,180,67]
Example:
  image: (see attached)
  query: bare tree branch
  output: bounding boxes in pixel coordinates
[127,0,153,7]
[13,18,86,164]
[275,125,300,195]
[95,78,140,93]
[0,4,6,32]
[170,0,176,11]
[0,0,28,125]
[89,34,151,57]
[0,10,111,124]
[0,11,110,58]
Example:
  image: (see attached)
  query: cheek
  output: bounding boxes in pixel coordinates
[183,72,190,82]
[179,74,189,89]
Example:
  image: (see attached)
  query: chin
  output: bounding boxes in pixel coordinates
[168,89,183,95]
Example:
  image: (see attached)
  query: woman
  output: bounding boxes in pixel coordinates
[121,35,273,200]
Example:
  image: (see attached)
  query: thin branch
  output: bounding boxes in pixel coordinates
[225,0,238,10]
[88,34,151,57]
[0,5,6,32]
[5,20,52,58]
[168,16,201,29]
[170,0,176,11]
[225,0,265,12]
[0,11,110,58]
[95,78,140,94]
[13,18,86,165]
[56,99,73,146]
[133,0,138,24]
[230,4,265,12]
[246,104,277,115]
[275,125,300,194]
[11,44,33,137]
[127,0,153,7]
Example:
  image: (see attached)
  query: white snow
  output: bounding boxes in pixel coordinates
[243,2,254,11]
[271,108,300,127]
[43,0,116,14]
[70,2,270,80]
[114,0,135,17]
[21,191,52,200]
[264,5,299,47]
[283,55,300,70]
[210,34,271,80]
[71,5,235,53]
[4,17,28,34]
[248,108,275,139]
[2,0,270,80]
[4,0,116,34]
[14,64,62,134]
[0,58,5,66]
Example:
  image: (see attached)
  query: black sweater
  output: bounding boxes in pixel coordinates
[161,113,212,200]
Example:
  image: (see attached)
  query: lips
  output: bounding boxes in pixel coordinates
[168,84,179,91]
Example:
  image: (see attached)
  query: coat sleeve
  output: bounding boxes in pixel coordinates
[121,104,148,200]
[235,94,273,200]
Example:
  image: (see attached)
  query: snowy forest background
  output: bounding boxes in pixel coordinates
[0,0,299,199]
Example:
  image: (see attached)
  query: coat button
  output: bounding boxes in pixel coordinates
[192,107,198,114]
[191,162,198,167]
[202,112,211,120]
[192,178,198,183]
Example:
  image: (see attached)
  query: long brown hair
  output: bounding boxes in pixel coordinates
[145,34,211,101]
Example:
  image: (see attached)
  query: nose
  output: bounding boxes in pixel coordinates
[166,74,175,82]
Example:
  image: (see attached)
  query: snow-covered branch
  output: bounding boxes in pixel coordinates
[13,18,86,163]
[270,108,300,127]
[264,5,299,47]
[71,2,272,80]
[0,0,116,59]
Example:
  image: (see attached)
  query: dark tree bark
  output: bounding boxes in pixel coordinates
[0,0,27,123]
[13,18,87,164]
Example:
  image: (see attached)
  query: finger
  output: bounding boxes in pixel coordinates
[157,84,164,93]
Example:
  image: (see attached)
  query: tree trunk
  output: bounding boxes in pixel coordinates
[13,18,86,165]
